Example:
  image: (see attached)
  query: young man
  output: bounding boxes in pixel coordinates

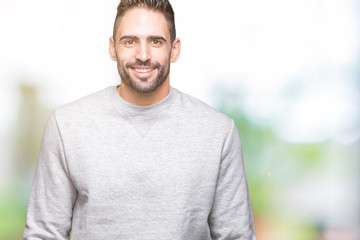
[23,0,257,239]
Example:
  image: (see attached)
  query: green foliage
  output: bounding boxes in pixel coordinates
[286,143,327,169]
[215,88,331,237]
[0,192,27,240]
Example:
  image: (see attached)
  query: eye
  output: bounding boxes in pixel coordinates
[125,40,135,45]
[152,40,162,47]
[122,39,136,47]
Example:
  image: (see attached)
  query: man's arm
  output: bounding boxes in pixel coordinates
[23,112,77,240]
[208,120,256,240]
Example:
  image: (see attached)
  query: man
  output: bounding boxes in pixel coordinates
[23,0,257,239]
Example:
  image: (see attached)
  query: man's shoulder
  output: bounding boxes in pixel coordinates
[174,87,234,128]
[53,85,115,119]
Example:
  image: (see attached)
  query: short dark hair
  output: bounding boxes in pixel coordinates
[113,0,176,43]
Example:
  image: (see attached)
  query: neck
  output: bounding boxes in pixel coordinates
[117,80,170,106]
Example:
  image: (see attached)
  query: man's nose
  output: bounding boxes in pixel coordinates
[135,42,151,62]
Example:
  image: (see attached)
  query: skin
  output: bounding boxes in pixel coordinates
[109,7,181,106]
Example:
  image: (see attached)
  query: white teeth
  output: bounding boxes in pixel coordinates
[134,69,152,73]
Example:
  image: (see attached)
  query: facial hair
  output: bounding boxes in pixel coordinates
[119,58,170,94]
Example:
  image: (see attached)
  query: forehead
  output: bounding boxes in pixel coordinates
[116,7,170,39]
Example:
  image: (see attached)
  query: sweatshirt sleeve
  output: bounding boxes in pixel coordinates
[208,120,257,240]
[23,111,78,240]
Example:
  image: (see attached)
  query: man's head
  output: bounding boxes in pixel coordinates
[113,0,176,44]
[109,0,180,95]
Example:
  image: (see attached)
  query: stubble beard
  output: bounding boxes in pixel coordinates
[118,58,170,94]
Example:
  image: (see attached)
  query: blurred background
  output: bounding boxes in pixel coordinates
[0,0,359,239]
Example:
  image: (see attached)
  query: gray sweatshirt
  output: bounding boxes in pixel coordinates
[23,86,256,240]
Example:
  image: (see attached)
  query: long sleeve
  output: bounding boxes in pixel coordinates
[23,112,78,240]
[208,120,256,240]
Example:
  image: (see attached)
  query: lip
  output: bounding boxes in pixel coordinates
[130,66,156,79]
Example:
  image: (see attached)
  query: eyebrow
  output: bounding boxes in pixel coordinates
[119,35,167,42]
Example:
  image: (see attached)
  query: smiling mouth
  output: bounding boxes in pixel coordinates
[129,67,157,78]
[132,68,154,73]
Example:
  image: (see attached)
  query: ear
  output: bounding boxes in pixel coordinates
[109,36,117,61]
[170,38,181,63]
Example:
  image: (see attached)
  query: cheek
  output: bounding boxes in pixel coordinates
[153,49,172,64]
[116,47,135,61]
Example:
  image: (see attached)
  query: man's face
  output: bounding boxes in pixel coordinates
[109,8,180,93]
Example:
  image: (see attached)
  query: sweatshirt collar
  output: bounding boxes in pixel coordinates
[111,85,176,115]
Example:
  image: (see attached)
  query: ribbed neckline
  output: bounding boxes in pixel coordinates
[111,85,176,116]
